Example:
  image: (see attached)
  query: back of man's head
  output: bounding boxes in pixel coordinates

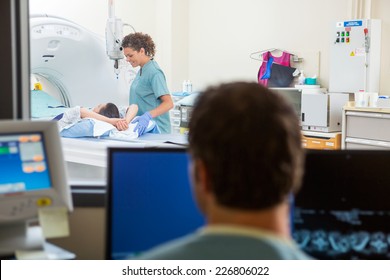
[188,82,304,211]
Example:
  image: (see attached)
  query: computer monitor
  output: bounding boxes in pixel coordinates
[293,149,390,260]
[106,147,205,260]
[0,120,72,257]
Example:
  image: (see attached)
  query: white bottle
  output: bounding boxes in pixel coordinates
[187,80,192,93]
[298,70,306,85]
[182,80,188,93]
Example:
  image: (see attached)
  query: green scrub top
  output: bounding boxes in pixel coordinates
[130,60,171,133]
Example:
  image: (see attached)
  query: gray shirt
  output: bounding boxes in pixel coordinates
[135,225,311,260]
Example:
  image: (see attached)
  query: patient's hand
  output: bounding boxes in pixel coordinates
[114,119,129,131]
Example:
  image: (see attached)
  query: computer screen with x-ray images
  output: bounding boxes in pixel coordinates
[293,150,390,260]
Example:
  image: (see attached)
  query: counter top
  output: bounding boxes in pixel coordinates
[344,101,390,113]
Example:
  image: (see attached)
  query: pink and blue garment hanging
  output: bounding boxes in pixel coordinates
[257,51,291,86]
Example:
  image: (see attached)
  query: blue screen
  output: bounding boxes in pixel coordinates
[0,132,51,194]
[293,150,390,260]
[107,148,205,260]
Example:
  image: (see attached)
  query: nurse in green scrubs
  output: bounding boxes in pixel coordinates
[121,32,173,134]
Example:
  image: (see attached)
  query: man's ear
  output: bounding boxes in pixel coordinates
[194,159,212,194]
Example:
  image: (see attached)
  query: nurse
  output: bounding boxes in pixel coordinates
[121,32,174,134]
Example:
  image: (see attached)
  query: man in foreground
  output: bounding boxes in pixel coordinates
[138,81,310,259]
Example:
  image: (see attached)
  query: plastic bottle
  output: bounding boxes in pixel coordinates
[187,80,192,93]
[182,80,188,93]
[298,70,306,85]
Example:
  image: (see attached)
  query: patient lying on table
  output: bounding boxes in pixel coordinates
[56,103,153,138]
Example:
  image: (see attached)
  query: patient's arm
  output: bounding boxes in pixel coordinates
[125,104,138,123]
[115,104,139,131]
[80,107,123,126]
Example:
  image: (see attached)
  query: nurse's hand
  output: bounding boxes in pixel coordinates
[131,112,152,136]
[115,119,129,131]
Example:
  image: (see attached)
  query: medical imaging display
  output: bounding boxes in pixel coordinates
[0,132,51,194]
[292,150,390,260]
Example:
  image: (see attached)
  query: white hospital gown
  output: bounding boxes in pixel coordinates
[57,106,82,131]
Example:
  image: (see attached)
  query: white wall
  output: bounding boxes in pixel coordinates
[187,0,350,91]
[29,0,390,94]
[372,0,390,95]
[29,0,156,37]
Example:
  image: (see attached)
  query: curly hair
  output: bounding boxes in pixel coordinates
[121,32,156,57]
[188,82,304,210]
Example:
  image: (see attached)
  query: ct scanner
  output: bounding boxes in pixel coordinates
[30,15,186,186]
[30,14,132,108]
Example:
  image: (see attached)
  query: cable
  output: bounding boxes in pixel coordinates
[123,23,136,33]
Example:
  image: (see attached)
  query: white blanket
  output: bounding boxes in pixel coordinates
[58,107,156,140]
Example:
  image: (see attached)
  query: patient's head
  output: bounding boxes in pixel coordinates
[93,103,120,118]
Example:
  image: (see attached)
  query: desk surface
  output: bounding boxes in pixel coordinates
[14,242,75,260]
[302,130,341,138]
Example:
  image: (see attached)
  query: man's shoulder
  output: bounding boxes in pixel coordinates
[134,232,311,260]
[134,233,200,260]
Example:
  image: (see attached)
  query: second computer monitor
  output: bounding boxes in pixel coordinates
[293,150,390,260]
[106,147,205,260]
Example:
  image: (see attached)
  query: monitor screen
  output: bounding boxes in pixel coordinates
[0,120,72,257]
[293,150,390,260]
[0,132,51,194]
[106,148,205,260]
